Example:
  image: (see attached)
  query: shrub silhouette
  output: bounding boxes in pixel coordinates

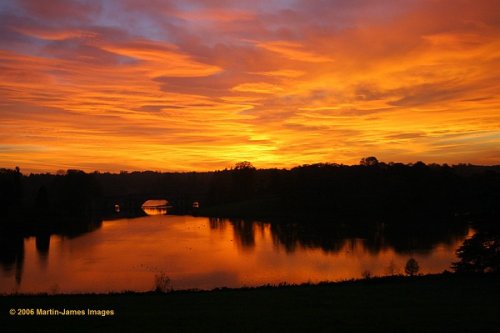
[452,232,500,273]
[154,272,173,293]
[405,258,419,276]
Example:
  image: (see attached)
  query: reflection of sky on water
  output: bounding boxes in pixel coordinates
[142,207,167,215]
[0,215,470,294]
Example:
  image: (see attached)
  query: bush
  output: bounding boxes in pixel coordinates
[405,258,419,276]
[154,272,173,293]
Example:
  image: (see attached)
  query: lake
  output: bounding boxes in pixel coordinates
[0,214,471,294]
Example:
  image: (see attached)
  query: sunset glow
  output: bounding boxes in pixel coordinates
[1,0,500,172]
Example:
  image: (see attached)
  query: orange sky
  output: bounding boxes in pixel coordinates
[1,0,500,173]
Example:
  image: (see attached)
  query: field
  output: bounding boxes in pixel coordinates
[1,273,499,332]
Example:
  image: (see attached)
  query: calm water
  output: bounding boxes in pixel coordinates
[0,215,471,294]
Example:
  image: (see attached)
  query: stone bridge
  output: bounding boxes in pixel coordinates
[102,192,206,216]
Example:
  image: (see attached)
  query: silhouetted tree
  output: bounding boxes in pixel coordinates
[405,258,419,276]
[53,170,101,218]
[231,162,256,201]
[35,185,50,216]
[234,161,256,171]
[0,167,23,219]
[452,232,500,273]
[360,156,379,167]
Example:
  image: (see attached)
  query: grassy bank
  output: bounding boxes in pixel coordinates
[1,274,499,332]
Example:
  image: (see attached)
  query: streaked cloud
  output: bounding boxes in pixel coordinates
[1,0,500,173]
[256,41,334,63]
[231,82,283,94]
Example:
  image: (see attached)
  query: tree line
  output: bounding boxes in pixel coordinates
[1,157,500,231]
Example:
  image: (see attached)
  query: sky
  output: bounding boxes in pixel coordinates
[1,0,500,173]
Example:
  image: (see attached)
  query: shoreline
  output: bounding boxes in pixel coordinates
[0,272,485,297]
[1,273,499,332]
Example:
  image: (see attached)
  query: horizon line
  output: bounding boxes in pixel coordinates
[3,160,500,176]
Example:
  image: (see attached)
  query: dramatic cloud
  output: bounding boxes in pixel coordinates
[1,0,500,172]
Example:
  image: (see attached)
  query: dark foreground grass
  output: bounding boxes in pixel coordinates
[1,274,499,333]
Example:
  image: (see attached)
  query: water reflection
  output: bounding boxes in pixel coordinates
[0,215,473,294]
[209,218,468,255]
[35,233,51,269]
[35,234,51,255]
[142,207,168,215]
[0,235,24,286]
